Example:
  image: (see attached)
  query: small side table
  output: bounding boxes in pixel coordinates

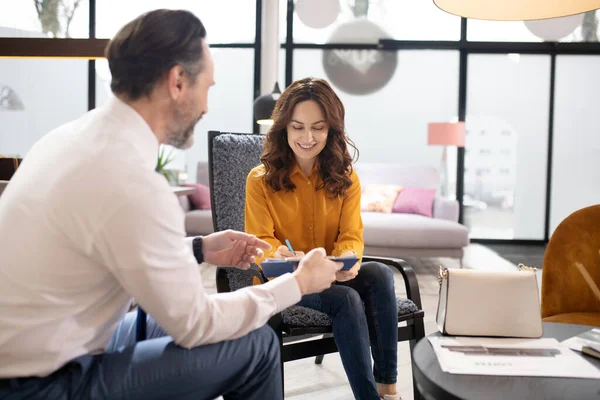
[172,186,196,197]
[413,322,600,400]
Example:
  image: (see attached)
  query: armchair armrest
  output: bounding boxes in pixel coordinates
[215,264,267,293]
[362,256,423,310]
[433,196,458,222]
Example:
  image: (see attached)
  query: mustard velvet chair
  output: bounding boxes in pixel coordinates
[541,204,600,326]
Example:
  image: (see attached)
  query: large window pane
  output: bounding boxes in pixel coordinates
[467,11,600,42]
[0,59,88,157]
[551,56,600,233]
[96,1,256,43]
[96,48,254,183]
[465,54,550,239]
[288,0,460,44]
[0,0,89,38]
[293,49,459,193]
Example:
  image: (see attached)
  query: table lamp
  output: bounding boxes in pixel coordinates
[433,0,600,21]
[428,122,465,196]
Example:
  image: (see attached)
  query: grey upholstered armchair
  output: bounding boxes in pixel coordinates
[208,131,425,399]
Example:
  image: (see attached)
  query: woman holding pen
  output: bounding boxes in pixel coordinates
[244,77,402,400]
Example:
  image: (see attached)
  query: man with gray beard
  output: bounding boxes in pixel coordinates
[0,9,341,400]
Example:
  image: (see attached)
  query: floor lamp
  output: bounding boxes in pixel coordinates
[428,122,466,197]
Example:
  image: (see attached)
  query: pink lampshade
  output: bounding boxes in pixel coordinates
[427,122,465,147]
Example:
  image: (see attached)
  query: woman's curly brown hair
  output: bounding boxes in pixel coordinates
[260,77,359,197]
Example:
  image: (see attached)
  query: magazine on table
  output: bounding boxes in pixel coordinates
[428,336,600,379]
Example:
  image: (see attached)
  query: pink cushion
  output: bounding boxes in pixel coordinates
[182,183,211,210]
[392,187,436,217]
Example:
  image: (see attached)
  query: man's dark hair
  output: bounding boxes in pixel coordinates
[105,9,207,100]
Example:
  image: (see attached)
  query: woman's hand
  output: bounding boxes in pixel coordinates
[334,251,360,282]
[273,245,305,259]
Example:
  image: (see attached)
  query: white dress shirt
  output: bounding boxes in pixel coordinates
[0,96,302,378]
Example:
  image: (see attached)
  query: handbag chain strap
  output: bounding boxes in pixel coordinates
[517,263,538,273]
[438,263,537,285]
[438,266,448,285]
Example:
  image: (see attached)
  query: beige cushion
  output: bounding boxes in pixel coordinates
[361,184,402,213]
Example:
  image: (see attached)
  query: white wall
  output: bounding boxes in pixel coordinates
[551,56,600,233]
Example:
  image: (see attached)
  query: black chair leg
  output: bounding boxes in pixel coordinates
[314,354,324,364]
[409,319,426,400]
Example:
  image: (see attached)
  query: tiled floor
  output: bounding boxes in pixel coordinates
[200,244,528,400]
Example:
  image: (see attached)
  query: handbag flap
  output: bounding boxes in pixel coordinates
[444,269,543,338]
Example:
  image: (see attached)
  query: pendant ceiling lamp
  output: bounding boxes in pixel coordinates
[433,0,600,21]
[253,82,281,126]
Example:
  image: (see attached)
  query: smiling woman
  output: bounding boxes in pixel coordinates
[260,77,358,197]
[244,77,402,399]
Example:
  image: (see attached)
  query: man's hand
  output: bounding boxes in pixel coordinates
[334,250,360,282]
[273,245,305,259]
[293,248,342,295]
[201,230,271,269]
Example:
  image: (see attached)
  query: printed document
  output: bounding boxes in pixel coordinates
[428,336,600,379]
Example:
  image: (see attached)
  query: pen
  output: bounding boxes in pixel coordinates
[285,239,295,255]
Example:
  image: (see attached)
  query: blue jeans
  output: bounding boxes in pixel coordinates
[0,312,282,400]
[297,261,398,400]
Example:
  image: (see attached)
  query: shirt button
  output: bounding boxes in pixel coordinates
[308,181,311,185]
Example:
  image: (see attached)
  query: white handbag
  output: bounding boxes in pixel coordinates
[436,265,543,338]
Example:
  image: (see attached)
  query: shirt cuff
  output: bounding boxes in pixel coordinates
[333,245,357,257]
[262,273,302,311]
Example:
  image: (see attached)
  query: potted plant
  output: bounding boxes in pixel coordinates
[156,146,178,185]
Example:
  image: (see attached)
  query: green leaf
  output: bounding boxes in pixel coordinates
[156,146,175,173]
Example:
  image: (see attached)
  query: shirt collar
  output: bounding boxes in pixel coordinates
[291,162,319,179]
[104,96,160,170]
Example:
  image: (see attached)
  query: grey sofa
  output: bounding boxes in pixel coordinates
[355,163,469,260]
[182,162,469,261]
[178,163,213,236]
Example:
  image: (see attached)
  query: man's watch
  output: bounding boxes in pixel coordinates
[192,236,204,264]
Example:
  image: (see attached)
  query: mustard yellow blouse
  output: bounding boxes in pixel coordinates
[244,164,364,266]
